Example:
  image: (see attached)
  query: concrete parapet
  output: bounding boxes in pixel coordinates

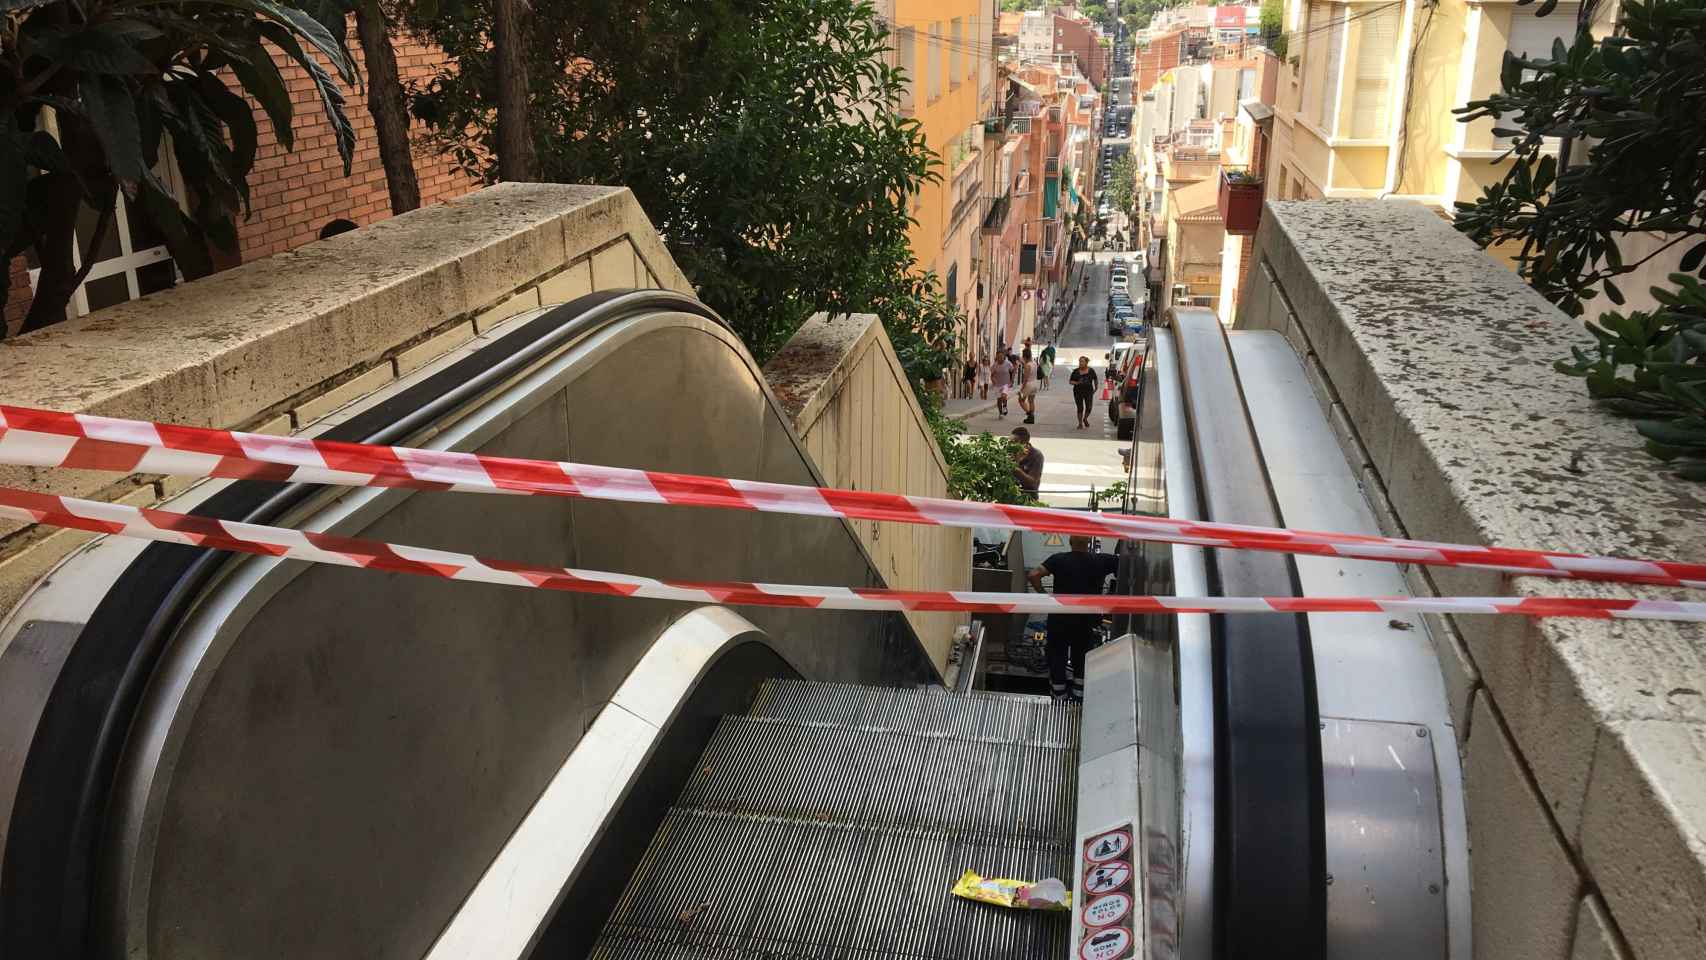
[1237,199,1706,960]
[0,183,691,617]
[764,313,970,669]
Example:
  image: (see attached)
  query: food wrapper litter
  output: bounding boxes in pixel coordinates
[950,869,1072,911]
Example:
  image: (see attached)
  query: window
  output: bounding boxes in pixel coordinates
[897,28,917,113]
[24,110,185,320]
[1350,3,1399,139]
[951,18,963,89]
[1317,3,1346,134]
[928,23,942,102]
[1498,4,1579,144]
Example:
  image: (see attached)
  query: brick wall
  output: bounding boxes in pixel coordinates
[1137,29,1186,94]
[239,30,479,260]
[2,26,478,333]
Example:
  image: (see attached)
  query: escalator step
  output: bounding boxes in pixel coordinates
[677,716,1076,842]
[598,809,1071,960]
[593,681,1079,960]
[748,679,1078,747]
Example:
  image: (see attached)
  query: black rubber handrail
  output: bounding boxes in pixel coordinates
[1170,308,1325,960]
[0,289,726,959]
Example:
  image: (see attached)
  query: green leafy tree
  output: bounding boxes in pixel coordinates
[1454,0,1706,477]
[929,412,1035,505]
[406,0,938,361]
[1107,153,1138,218]
[1259,0,1287,58]
[0,0,358,334]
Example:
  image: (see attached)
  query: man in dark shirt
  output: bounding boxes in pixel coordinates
[1010,427,1044,498]
[1028,535,1118,701]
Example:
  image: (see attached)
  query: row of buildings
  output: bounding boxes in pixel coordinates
[895,2,1118,366]
[1128,0,1632,326]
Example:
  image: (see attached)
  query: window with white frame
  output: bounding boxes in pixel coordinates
[24,110,185,319]
[897,28,917,113]
[951,18,963,89]
[928,23,943,102]
[1349,2,1400,139]
[1498,4,1579,144]
[1317,3,1346,134]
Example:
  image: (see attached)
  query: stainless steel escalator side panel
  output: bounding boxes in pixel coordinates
[97,310,936,960]
[1227,331,1467,960]
[1150,328,1215,960]
[425,606,798,960]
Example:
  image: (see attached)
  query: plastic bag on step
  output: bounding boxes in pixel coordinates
[950,870,1072,911]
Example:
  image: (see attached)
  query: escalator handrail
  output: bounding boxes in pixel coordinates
[1169,307,1326,960]
[1,289,726,959]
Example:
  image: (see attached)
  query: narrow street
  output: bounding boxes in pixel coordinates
[956,250,1136,508]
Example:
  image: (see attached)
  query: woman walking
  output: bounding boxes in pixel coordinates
[1018,348,1039,425]
[961,357,977,400]
[976,355,991,400]
[991,353,1012,417]
[1069,356,1099,429]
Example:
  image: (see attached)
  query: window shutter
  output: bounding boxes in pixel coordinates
[1350,3,1398,139]
[1500,4,1579,143]
[1319,3,1346,134]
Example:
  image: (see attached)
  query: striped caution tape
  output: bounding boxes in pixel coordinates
[1,486,1701,622]
[0,403,1701,590]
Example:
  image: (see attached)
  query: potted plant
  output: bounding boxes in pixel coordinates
[1219,168,1265,236]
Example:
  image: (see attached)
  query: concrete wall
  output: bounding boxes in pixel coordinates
[765,313,972,671]
[0,183,691,619]
[1236,199,1704,960]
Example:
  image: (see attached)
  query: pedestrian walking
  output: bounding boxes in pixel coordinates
[1027,535,1118,701]
[1009,426,1044,499]
[976,355,991,400]
[961,358,976,400]
[1039,343,1056,391]
[991,353,1012,417]
[1017,348,1039,424]
[1069,356,1099,429]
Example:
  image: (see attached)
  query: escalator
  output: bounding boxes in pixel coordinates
[588,680,1078,959]
[0,291,1470,960]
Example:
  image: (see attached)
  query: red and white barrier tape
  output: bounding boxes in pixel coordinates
[1,487,1702,621]
[0,403,1701,590]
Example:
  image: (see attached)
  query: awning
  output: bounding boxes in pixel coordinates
[1239,99,1274,126]
[1044,177,1059,219]
[1063,165,1080,206]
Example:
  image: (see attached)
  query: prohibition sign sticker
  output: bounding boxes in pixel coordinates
[1082,891,1133,928]
[1081,926,1133,960]
[1084,828,1132,864]
[1083,859,1132,895]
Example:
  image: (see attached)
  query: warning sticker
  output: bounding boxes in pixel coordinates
[1082,892,1132,928]
[1082,860,1132,895]
[1084,828,1132,864]
[1080,925,1132,960]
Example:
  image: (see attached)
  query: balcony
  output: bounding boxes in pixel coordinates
[1218,167,1264,236]
[1045,156,1060,178]
[980,193,1012,235]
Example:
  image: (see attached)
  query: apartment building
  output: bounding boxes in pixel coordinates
[979,60,1101,354]
[1265,0,1617,210]
[892,0,994,352]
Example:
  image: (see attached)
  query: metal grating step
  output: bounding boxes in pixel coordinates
[589,680,1079,960]
[748,679,1079,747]
[679,716,1077,842]
[596,810,1072,959]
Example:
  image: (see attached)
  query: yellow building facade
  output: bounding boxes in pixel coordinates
[1265,0,1616,212]
[892,1,995,339]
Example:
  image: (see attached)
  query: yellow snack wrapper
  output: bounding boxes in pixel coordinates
[950,869,1073,911]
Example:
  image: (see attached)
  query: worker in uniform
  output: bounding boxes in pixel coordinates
[1027,535,1118,701]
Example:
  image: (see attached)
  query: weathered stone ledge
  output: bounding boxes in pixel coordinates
[0,182,692,614]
